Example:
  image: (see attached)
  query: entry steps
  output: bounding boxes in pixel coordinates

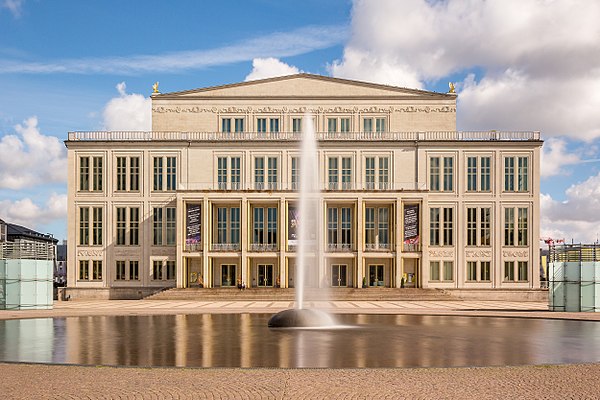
[146,287,453,301]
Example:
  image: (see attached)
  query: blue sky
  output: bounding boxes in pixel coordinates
[1,0,600,243]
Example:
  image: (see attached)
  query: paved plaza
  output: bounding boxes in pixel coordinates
[1,300,600,399]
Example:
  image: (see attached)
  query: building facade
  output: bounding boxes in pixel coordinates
[65,74,542,296]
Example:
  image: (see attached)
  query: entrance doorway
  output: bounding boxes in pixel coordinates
[257,264,273,287]
[221,264,236,287]
[403,258,418,288]
[369,264,385,287]
[331,264,348,287]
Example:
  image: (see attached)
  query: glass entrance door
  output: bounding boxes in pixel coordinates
[331,264,347,287]
[258,264,273,287]
[369,264,384,287]
[221,264,236,287]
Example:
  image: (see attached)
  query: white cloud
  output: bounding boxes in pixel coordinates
[0,116,66,190]
[541,138,581,178]
[2,0,24,18]
[0,25,347,75]
[245,58,301,81]
[0,193,67,230]
[102,82,151,131]
[331,0,600,139]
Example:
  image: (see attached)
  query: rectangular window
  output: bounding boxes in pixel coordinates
[252,206,278,247]
[518,261,528,281]
[257,118,267,133]
[467,261,477,281]
[466,207,477,246]
[504,157,515,191]
[327,206,352,250]
[267,157,278,190]
[342,157,352,189]
[166,207,176,246]
[430,208,440,246]
[443,261,453,281]
[518,157,528,191]
[518,208,528,246]
[269,118,280,133]
[365,207,375,247]
[340,118,350,133]
[363,118,373,133]
[79,207,89,245]
[129,261,139,280]
[430,157,440,191]
[166,157,176,191]
[481,208,491,246]
[130,157,140,191]
[153,157,163,191]
[116,260,126,280]
[230,207,240,245]
[153,207,163,245]
[327,118,337,133]
[116,207,126,245]
[255,157,265,190]
[130,208,139,246]
[217,207,227,244]
[79,260,89,280]
[328,157,339,190]
[443,157,453,191]
[365,157,375,190]
[378,207,389,247]
[167,261,176,280]
[378,157,389,190]
[430,261,440,281]
[231,157,241,190]
[218,157,228,190]
[79,156,90,191]
[341,207,352,248]
[92,260,102,280]
[375,118,386,133]
[153,260,163,280]
[291,157,299,190]
[92,157,103,191]
[481,157,491,191]
[292,118,302,133]
[92,207,103,245]
[117,157,127,191]
[505,156,528,192]
[481,261,491,281]
[443,208,453,246]
[504,208,515,246]
[234,118,244,133]
[253,207,264,245]
[504,261,515,281]
[222,118,231,133]
[467,157,477,192]
[327,207,338,247]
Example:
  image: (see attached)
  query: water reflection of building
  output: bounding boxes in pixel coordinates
[65,74,541,298]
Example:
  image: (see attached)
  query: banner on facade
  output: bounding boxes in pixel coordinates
[288,206,299,246]
[403,204,419,244]
[186,204,201,245]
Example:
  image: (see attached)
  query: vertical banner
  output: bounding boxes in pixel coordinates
[288,205,299,246]
[186,204,201,246]
[403,204,420,245]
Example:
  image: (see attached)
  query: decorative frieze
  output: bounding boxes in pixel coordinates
[465,250,492,258]
[152,105,455,115]
[503,250,529,258]
[429,249,454,258]
[395,106,456,113]
[77,250,103,257]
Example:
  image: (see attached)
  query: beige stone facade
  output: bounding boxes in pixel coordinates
[65,74,542,295]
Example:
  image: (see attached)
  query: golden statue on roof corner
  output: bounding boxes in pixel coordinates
[448,82,456,94]
[152,82,160,94]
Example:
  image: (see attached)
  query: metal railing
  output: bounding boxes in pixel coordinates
[0,241,55,260]
[68,130,541,142]
[365,243,392,251]
[210,243,241,251]
[182,181,427,191]
[249,243,278,252]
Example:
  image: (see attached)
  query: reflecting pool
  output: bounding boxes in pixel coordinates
[1,314,599,368]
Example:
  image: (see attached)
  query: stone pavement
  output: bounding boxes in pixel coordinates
[2,300,600,399]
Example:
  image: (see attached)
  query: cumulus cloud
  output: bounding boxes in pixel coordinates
[102,82,151,131]
[541,138,582,178]
[0,193,67,229]
[245,58,301,81]
[331,0,600,140]
[2,0,24,18]
[0,116,66,190]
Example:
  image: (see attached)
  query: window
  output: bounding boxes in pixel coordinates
[130,208,139,245]
[430,156,454,192]
[430,207,453,246]
[328,156,353,190]
[116,260,126,280]
[363,118,373,133]
[217,156,241,190]
[375,118,385,133]
[218,157,227,190]
[255,157,264,189]
[340,118,350,133]
[327,118,337,133]
[234,118,244,133]
[79,207,89,245]
[153,156,177,191]
[364,156,389,190]
[214,206,241,250]
[328,157,339,189]
[504,261,515,281]
[466,261,492,282]
[130,261,139,280]
[222,117,245,133]
[89,207,103,246]
[327,206,352,250]
[365,206,391,250]
[504,156,529,192]
[363,117,386,133]
[257,118,267,133]
[153,207,176,246]
[267,157,278,190]
[79,156,103,191]
[222,118,232,133]
[254,156,278,190]
[292,118,302,133]
[504,261,530,281]
[116,207,127,245]
[378,157,389,190]
[365,157,375,189]
[252,206,278,250]
[79,260,89,280]
[153,260,163,280]
[466,156,491,192]
[291,157,299,190]
[269,118,279,133]
[116,260,139,281]
[518,261,528,281]
[115,207,140,247]
[92,260,102,280]
[117,157,127,191]
[167,261,176,280]
[430,261,453,282]
[504,207,528,246]
[466,207,492,246]
[231,157,241,190]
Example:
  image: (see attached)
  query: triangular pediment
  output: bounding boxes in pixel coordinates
[156,74,450,99]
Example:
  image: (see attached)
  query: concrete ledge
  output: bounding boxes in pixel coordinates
[63,287,166,300]
[443,289,548,302]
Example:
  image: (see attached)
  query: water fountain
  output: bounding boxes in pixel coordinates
[268,115,337,328]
